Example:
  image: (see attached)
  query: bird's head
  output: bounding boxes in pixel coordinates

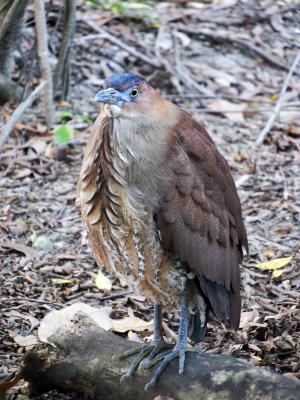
[95,73,175,123]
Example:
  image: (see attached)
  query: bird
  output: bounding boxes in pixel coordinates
[77,72,248,390]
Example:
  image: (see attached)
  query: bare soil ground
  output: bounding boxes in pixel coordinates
[1,1,299,398]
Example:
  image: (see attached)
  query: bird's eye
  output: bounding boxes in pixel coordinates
[129,87,139,98]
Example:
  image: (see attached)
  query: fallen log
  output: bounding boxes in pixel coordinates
[22,317,299,400]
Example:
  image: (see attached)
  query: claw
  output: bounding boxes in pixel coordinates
[119,344,154,381]
[116,293,193,391]
[144,346,186,390]
[120,372,130,383]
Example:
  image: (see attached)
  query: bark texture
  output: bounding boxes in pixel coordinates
[53,0,76,99]
[0,0,27,104]
[34,0,54,128]
[0,0,28,76]
[22,321,299,400]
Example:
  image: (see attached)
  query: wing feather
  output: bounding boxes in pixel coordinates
[157,111,248,329]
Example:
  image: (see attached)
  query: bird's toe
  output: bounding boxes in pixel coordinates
[144,346,188,390]
[141,341,172,369]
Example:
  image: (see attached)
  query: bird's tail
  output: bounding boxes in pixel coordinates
[188,310,208,343]
[188,289,208,343]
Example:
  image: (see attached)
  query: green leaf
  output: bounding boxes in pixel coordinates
[58,111,73,121]
[76,114,93,124]
[52,278,74,285]
[53,124,74,145]
[122,2,153,10]
[111,2,124,13]
[86,0,101,7]
[109,1,153,15]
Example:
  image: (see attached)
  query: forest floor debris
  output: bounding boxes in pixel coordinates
[0,1,299,399]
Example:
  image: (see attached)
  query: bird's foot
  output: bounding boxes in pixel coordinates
[114,339,172,383]
[144,346,200,391]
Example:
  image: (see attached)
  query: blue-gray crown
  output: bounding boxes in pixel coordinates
[104,73,146,92]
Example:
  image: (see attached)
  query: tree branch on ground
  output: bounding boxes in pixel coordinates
[0,81,46,151]
[22,317,300,400]
[255,51,300,148]
[82,18,161,68]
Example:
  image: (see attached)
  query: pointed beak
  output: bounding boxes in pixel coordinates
[95,88,124,105]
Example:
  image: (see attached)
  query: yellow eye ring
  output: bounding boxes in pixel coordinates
[130,87,139,98]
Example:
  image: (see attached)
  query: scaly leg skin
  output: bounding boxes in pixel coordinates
[115,304,171,382]
[144,287,191,392]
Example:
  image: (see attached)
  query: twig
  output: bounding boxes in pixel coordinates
[0,297,63,307]
[154,27,184,94]
[34,0,54,129]
[184,105,300,114]
[255,52,300,147]
[82,18,161,68]
[188,3,300,27]
[257,2,300,23]
[172,29,211,97]
[0,81,46,150]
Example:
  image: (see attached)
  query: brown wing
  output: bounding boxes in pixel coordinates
[157,111,248,330]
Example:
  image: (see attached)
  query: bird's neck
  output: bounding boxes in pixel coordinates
[112,107,178,209]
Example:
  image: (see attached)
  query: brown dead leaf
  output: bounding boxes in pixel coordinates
[283,373,300,382]
[38,303,153,345]
[272,269,284,279]
[14,168,32,179]
[240,309,260,329]
[208,99,246,123]
[0,372,22,398]
[112,308,153,333]
[154,397,175,400]
[14,334,38,347]
[275,226,291,234]
[28,138,47,154]
[246,256,293,271]
[128,330,141,342]
[95,270,112,292]
[38,303,112,344]
[8,218,28,236]
[250,355,262,363]
[7,310,39,330]
[234,152,248,163]
[0,240,40,259]
[264,249,276,258]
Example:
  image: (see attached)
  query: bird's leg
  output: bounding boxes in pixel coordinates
[117,303,171,382]
[144,287,191,391]
[140,304,172,368]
